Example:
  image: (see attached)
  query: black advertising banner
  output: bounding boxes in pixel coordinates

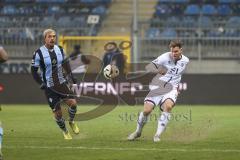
[0,74,239,105]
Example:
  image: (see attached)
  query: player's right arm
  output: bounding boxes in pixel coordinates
[0,46,8,63]
[31,51,44,88]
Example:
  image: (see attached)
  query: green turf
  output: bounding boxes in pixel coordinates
[0,105,240,160]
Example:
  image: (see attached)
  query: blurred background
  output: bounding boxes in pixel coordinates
[0,0,240,104]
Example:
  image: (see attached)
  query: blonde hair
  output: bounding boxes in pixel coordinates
[43,28,56,39]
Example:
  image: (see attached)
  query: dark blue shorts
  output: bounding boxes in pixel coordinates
[44,83,74,111]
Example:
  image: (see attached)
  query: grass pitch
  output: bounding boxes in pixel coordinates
[0,104,240,160]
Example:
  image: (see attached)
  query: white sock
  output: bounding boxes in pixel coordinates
[136,112,148,133]
[155,112,171,136]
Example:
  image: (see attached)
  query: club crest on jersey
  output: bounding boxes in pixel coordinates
[181,63,184,67]
[52,59,57,65]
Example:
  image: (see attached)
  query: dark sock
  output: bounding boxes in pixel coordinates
[55,118,67,132]
[68,106,77,122]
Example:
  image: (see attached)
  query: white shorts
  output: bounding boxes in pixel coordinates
[144,89,178,110]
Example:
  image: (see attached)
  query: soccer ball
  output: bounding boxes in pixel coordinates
[103,64,119,79]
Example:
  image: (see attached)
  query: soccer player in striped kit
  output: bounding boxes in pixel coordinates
[31,29,79,140]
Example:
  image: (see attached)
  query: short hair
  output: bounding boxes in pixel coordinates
[169,39,183,49]
[43,29,56,39]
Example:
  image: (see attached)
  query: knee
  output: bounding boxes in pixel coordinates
[143,103,154,115]
[54,109,62,119]
[162,99,174,112]
[66,99,77,107]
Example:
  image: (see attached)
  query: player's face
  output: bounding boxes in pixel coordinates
[44,32,56,49]
[171,46,182,61]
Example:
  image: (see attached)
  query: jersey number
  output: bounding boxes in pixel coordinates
[170,67,178,75]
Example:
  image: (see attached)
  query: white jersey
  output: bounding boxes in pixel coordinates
[152,52,189,89]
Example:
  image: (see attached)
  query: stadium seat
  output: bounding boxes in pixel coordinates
[146,28,160,38]
[72,17,87,27]
[171,4,184,15]
[207,30,223,37]
[224,29,239,37]
[201,4,217,15]
[80,0,96,3]
[155,4,171,16]
[198,16,213,28]
[182,16,197,28]
[172,0,189,3]
[39,16,57,27]
[160,28,177,37]
[218,0,235,3]
[226,16,240,28]
[47,6,62,14]
[57,16,72,27]
[158,0,170,2]
[2,5,17,15]
[184,4,200,15]
[91,5,107,15]
[166,16,180,27]
[217,5,232,15]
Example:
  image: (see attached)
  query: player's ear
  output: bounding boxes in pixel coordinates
[180,47,183,53]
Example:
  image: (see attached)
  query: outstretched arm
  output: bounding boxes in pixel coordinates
[145,62,167,75]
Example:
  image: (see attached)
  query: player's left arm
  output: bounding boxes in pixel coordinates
[0,46,8,63]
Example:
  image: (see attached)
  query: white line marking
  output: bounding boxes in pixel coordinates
[5,146,240,153]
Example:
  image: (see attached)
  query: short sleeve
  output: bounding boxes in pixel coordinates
[58,45,65,59]
[151,55,165,68]
[31,51,40,67]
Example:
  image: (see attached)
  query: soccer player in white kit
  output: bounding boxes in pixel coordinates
[128,40,189,142]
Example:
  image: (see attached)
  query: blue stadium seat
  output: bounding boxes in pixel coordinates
[39,16,57,27]
[172,0,189,3]
[182,16,197,28]
[81,0,96,3]
[224,29,239,37]
[91,5,107,15]
[198,16,213,28]
[171,4,183,15]
[207,30,223,37]
[146,28,160,38]
[226,16,240,28]
[184,4,200,15]
[72,17,87,27]
[158,0,170,2]
[217,5,232,15]
[57,16,72,27]
[36,0,66,2]
[47,6,62,14]
[218,0,235,3]
[155,4,171,16]
[166,16,180,27]
[160,28,177,37]
[2,5,17,15]
[201,4,217,15]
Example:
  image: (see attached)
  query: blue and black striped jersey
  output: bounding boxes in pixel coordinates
[31,45,66,87]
